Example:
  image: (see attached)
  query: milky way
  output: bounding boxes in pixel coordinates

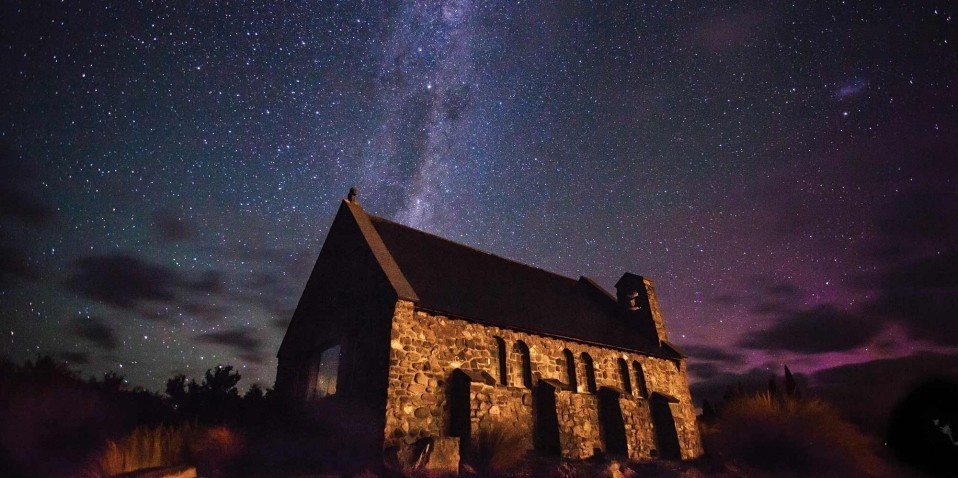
[1,1,956,403]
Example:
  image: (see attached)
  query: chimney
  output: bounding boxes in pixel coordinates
[614,273,669,345]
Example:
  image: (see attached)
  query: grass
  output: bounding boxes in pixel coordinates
[468,420,530,476]
[702,391,893,477]
[82,423,243,477]
[84,423,194,477]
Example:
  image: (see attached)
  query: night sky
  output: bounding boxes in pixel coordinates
[2,1,956,404]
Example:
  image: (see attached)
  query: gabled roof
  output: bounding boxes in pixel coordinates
[342,200,679,358]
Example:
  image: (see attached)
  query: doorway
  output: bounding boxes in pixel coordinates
[650,393,681,460]
[598,387,628,455]
[534,381,561,456]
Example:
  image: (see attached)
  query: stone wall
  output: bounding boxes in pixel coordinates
[556,390,600,457]
[383,300,703,462]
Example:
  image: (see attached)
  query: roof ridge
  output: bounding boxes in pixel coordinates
[367,213,585,286]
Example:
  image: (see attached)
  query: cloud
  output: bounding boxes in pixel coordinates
[0,245,36,287]
[0,141,54,225]
[0,189,54,225]
[72,317,118,351]
[811,352,958,435]
[195,327,265,363]
[151,210,196,243]
[687,362,721,379]
[738,304,884,353]
[871,191,957,261]
[62,253,221,310]
[270,316,292,330]
[178,302,231,323]
[709,277,802,315]
[56,351,91,365]
[865,250,958,346]
[683,344,746,364]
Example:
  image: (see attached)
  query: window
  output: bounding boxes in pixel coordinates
[516,341,532,388]
[633,360,648,398]
[581,353,597,393]
[494,337,507,385]
[563,349,577,391]
[618,358,632,394]
[309,344,341,399]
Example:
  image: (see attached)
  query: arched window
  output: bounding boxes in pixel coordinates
[563,349,577,391]
[581,352,597,393]
[618,358,632,394]
[515,341,532,388]
[632,360,648,398]
[494,336,507,385]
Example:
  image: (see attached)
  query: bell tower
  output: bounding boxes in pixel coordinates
[614,273,669,345]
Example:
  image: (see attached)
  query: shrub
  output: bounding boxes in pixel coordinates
[703,391,891,477]
[468,421,530,476]
[189,425,244,476]
[84,423,194,477]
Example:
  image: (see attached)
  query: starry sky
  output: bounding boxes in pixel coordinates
[2,1,956,406]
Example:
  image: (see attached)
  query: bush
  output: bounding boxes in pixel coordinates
[703,391,891,477]
[467,421,529,476]
[189,425,244,476]
[84,423,194,477]
[83,423,244,477]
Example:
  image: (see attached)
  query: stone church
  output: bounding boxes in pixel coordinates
[276,190,703,470]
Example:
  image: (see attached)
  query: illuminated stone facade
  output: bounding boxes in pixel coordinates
[277,195,703,471]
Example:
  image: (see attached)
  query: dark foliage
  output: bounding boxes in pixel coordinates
[886,379,958,476]
[0,356,173,477]
[0,355,388,477]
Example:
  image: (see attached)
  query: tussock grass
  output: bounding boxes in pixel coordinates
[84,423,194,477]
[469,421,530,476]
[703,391,891,477]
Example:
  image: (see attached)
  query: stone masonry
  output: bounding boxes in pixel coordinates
[278,195,705,471]
[383,300,703,462]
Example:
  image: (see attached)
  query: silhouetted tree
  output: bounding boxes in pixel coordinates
[784,365,800,399]
[164,365,242,424]
[702,399,718,423]
[91,371,126,393]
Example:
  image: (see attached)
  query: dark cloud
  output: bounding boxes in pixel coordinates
[0,189,54,225]
[687,362,721,379]
[709,277,802,315]
[56,351,91,365]
[151,210,197,243]
[196,328,265,364]
[739,304,884,353]
[178,302,231,323]
[871,191,957,261]
[62,253,221,310]
[682,344,745,364]
[811,352,958,435]
[0,142,54,225]
[72,317,118,351]
[230,252,311,320]
[0,245,36,287]
[270,316,292,330]
[849,248,958,347]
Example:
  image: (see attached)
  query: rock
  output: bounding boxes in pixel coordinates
[425,437,460,474]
